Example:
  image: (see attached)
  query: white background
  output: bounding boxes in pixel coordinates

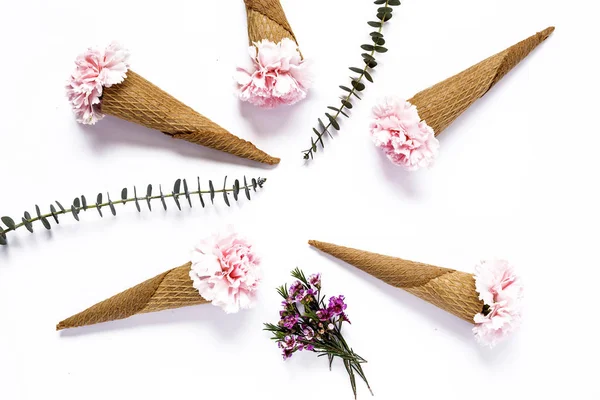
[0,0,598,399]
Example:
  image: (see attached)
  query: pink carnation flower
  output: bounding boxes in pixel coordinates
[370,97,439,170]
[472,259,524,348]
[65,42,130,125]
[189,231,262,314]
[234,38,311,109]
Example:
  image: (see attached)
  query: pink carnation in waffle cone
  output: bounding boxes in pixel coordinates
[234,0,311,109]
[370,27,554,170]
[58,231,261,331]
[66,42,279,165]
[309,240,523,347]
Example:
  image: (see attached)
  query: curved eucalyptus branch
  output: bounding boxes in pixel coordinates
[0,176,266,245]
[303,0,401,160]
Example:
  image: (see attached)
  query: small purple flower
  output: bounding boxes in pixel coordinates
[316,308,331,321]
[282,313,300,329]
[298,342,315,352]
[308,273,321,288]
[301,326,315,341]
[278,335,297,359]
[341,313,351,324]
[296,288,316,302]
[327,295,347,317]
[289,281,303,299]
[282,347,294,360]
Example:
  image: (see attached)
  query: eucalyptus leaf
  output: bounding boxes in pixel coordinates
[70,205,79,221]
[41,217,51,230]
[134,186,141,212]
[244,176,251,201]
[73,198,80,209]
[159,185,167,210]
[209,180,215,204]
[1,216,16,230]
[22,218,33,233]
[197,177,205,208]
[233,180,240,201]
[108,194,116,216]
[389,0,401,5]
[55,201,65,212]
[368,21,381,27]
[183,179,192,207]
[81,195,87,210]
[349,67,364,75]
[222,176,230,207]
[24,212,31,220]
[121,188,128,201]
[173,179,181,195]
[339,85,352,93]
[50,205,59,224]
[252,178,258,191]
[374,46,388,53]
[361,44,375,51]
[0,233,6,245]
[352,80,366,91]
[146,184,153,211]
[326,113,340,130]
[97,193,103,206]
[341,100,353,109]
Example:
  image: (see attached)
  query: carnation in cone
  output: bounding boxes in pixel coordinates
[57,231,261,330]
[309,240,523,347]
[370,27,555,170]
[66,42,279,165]
[235,0,311,108]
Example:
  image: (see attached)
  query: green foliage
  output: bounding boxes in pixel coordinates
[302,0,400,161]
[0,176,267,246]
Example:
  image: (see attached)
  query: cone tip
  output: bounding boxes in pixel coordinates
[540,26,555,40]
[56,321,66,331]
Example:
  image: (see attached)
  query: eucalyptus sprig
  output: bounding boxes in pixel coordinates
[302,0,401,160]
[0,176,266,246]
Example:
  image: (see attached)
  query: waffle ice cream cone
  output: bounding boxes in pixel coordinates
[102,71,280,165]
[57,262,208,331]
[244,0,298,45]
[409,26,555,136]
[309,240,483,323]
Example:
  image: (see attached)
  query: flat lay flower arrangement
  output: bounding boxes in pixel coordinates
[0,0,558,398]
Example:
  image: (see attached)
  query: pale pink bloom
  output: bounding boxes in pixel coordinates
[189,231,261,314]
[234,38,311,109]
[370,97,439,170]
[66,42,130,125]
[472,259,524,348]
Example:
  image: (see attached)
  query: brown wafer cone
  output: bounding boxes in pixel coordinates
[309,240,484,323]
[56,262,208,331]
[409,26,555,136]
[244,0,298,45]
[101,71,280,165]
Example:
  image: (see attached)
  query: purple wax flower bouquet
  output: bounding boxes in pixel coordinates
[264,268,372,398]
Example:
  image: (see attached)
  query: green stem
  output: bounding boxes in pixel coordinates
[303,0,390,158]
[0,182,262,237]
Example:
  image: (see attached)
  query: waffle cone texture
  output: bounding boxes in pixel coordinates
[309,240,484,323]
[56,263,208,331]
[101,71,280,165]
[244,0,298,45]
[409,26,554,136]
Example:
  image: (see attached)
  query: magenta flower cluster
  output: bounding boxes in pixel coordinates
[272,271,350,360]
[265,269,370,397]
